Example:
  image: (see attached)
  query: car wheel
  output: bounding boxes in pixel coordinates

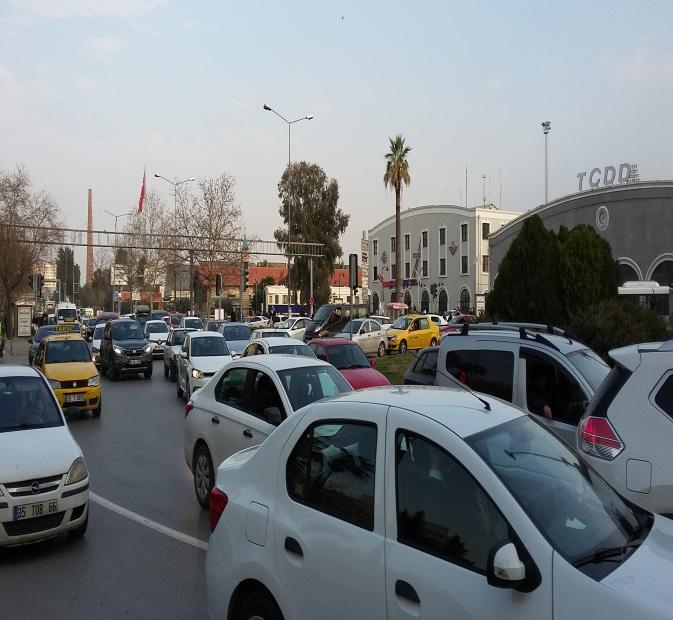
[163,362,169,378]
[399,339,408,354]
[144,365,153,380]
[68,510,88,539]
[100,363,108,377]
[236,590,283,620]
[92,399,102,418]
[377,341,386,357]
[193,444,214,509]
[430,337,437,346]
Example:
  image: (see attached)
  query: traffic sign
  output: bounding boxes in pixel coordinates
[309,296,314,305]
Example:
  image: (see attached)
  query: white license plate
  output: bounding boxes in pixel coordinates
[13,499,58,521]
[65,393,85,403]
[128,359,141,366]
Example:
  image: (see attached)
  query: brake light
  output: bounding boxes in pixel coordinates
[579,416,624,460]
[185,402,193,418]
[209,487,228,531]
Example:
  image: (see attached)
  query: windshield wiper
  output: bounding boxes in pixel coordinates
[572,541,642,567]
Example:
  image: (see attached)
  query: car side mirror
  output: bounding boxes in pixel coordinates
[263,406,283,426]
[359,328,365,335]
[487,542,526,589]
[180,351,188,359]
[370,358,377,368]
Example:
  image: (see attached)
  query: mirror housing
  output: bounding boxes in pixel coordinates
[487,542,526,589]
[180,351,188,359]
[263,406,283,426]
[370,358,377,368]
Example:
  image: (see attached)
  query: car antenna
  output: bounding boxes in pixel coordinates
[435,367,491,411]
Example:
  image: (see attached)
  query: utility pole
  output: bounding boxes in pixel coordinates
[542,121,551,203]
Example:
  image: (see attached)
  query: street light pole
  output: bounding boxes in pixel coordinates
[263,104,314,316]
[542,121,551,203]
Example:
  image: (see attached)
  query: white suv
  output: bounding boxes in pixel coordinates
[437,323,611,444]
[578,340,673,516]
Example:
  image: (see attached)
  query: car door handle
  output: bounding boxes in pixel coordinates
[211,417,220,425]
[243,429,253,438]
[395,580,420,604]
[284,537,303,557]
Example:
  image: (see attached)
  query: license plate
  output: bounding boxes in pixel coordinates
[65,393,85,403]
[13,500,58,521]
[128,359,141,366]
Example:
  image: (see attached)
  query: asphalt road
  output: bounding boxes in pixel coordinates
[0,355,210,619]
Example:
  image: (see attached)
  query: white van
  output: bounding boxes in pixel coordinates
[55,302,77,324]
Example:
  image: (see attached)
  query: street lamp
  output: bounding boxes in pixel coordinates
[541,121,551,203]
[102,209,132,314]
[263,103,314,315]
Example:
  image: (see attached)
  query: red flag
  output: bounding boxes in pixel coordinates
[137,168,146,214]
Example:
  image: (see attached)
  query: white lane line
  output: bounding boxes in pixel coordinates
[90,492,209,551]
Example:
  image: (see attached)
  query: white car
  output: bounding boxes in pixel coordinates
[250,329,290,341]
[0,366,89,546]
[241,337,316,359]
[247,316,270,329]
[163,327,196,382]
[180,316,204,331]
[336,318,388,357]
[144,319,170,358]
[91,323,105,366]
[177,331,233,400]
[184,356,352,508]
[426,313,449,327]
[578,339,673,516]
[206,386,672,620]
[370,315,393,329]
[274,316,311,340]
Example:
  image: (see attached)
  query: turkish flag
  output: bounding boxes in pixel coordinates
[137,169,146,214]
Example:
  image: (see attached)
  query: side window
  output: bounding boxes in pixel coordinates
[248,371,285,425]
[396,430,509,573]
[214,367,248,410]
[417,349,438,377]
[446,349,514,402]
[419,318,429,330]
[410,320,418,332]
[35,342,45,366]
[653,373,673,418]
[315,345,328,361]
[286,421,377,530]
[523,350,586,425]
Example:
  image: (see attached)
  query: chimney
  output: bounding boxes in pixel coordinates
[86,189,94,286]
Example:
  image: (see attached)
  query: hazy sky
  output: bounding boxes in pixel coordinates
[2,0,673,268]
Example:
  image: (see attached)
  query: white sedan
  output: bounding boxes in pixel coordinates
[246,316,270,329]
[274,316,311,340]
[177,331,233,400]
[336,318,388,357]
[184,355,352,508]
[250,329,290,341]
[144,319,170,358]
[241,337,316,358]
[205,386,672,620]
[0,366,89,546]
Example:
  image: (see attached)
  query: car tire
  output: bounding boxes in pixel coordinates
[100,363,108,377]
[163,362,169,378]
[68,510,88,539]
[236,590,283,620]
[193,444,214,509]
[399,339,408,354]
[377,341,386,357]
[144,365,152,380]
[92,399,102,418]
[430,337,437,346]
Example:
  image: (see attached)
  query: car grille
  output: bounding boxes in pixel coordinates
[123,348,143,357]
[4,474,63,498]
[70,505,86,521]
[3,512,65,537]
[59,380,89,389]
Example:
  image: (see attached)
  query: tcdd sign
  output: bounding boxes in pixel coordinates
[577,163,632,191]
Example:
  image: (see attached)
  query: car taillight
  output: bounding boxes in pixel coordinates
[185,402,193,418]
[579,416,624,460]
[209,487,228,531]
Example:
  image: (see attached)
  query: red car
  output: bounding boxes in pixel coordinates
[441,314,476,334]
[306,338,390,389]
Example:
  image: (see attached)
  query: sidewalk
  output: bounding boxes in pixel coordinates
[2,338,30,363]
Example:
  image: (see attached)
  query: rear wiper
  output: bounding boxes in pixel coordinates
[572,541,642,567]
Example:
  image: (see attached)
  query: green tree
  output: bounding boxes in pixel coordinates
[383,135,412,303]
[251,276,275,314]
[274,162,350,307]
[56,246,81,303]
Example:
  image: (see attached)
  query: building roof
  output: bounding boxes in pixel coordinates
[330,268,362,287]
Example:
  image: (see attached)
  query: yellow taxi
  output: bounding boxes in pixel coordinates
[386,314,440,354]
[32,330,101,417]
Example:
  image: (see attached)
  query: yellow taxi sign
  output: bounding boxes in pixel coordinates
[54,323,78,333]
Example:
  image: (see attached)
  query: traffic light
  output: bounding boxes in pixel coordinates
[349,253,359,292]
[215,273,222,296]
[242,264,249,288]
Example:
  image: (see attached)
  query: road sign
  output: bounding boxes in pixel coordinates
[308,296,314,306]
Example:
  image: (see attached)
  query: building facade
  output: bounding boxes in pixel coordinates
[368,204,520,315]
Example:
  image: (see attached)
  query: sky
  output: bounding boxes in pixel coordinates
[2,0,673,270]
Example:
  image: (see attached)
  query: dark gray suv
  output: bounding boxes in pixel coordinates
[99,319,153,380]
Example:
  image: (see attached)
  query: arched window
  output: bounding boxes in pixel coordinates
[618,263,640,286]
[372,292,380,314]
[652,260,673,287]
[404,290,412,310]
[460,288,471,314]
[438,288,448,314]
[421,289,430,313]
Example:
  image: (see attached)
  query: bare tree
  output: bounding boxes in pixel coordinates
[0,167,62,336]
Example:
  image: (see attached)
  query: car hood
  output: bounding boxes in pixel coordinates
[339,367,390,390]
[0,426,81,482]
[147,333,168,343]
[386,328,408,338]
[190,355,232,373]
[599,515,673,616]
[114,339,148,349]
[44,361,97,381]
[224,339,248,354]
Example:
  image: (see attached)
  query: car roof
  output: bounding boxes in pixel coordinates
[171,327,196,333]
[145,319,167,325]
[309,338,359,347]
[326,386,524,438]
[257,337,307,346]
[222,322,249,327]
[442,330,588,355]
[44,334,86,342]
[237,354,331,371]
[188,330,224,339]
[0,365,42,378]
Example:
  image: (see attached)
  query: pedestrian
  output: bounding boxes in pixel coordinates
[230,308,236,322]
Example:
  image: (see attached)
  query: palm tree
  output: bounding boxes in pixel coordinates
[384,135,412,305]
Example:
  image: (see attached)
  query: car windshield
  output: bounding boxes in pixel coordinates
[326,343,370,369]
[340,319,365,334]
[93,325,105,339]
[278,365,352,411]
[276,319,294,329]
[45,340,91,363]
[184,318,203,329]
[392,317,411,330]
[567,348,611,392]
[222,325,251,341]
[57,308,77,321]
[146,322,168,334]
[469,416,649,576]
[112,322,145,340]
[170,316,182,326]
[269,344,315,357]
[312,305,334,323]
[0,376,63,432]
[190,337,230,357]
[171,330,189,346]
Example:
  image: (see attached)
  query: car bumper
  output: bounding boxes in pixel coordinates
[150,343,166,358]
[54,386,101,412]
[387,339,400,351]
[109,354,153,372]
[190,374,217,391]
[0,482,89,547]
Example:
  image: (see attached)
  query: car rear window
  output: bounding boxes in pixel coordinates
[0,376,63,432]
[654,373,673,419]
[223,325,252,341]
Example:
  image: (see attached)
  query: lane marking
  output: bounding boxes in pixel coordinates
[90,492,209,551]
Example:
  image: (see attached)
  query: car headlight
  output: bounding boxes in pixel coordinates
[389,335,398,341]
[88,375,100,387]
[65,457,88,486]
[144,344,152,353]
[48,379,61,389]
[113,345,123,355]
[192,369,203,379]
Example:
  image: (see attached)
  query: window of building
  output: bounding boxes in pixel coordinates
[439,227,446,245]
[461,256,468,275]
[275,295,279,304]
[373,240,378,255]
[373,266,378,281]
[391,264,397,279]
[654,373,673,419]
[461,223,468,243]
[482,222,490,240]
[482,255,490,273]
[396,430,509,573]
[287,421,377,530]
[405,262,410,279]
[439,258,446,276]
[422,260,428,278]
[422,231,428,248]
[283,295,288,304]
[446,349,515,402]
[404,234,410,251]
[391,237,396,253]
